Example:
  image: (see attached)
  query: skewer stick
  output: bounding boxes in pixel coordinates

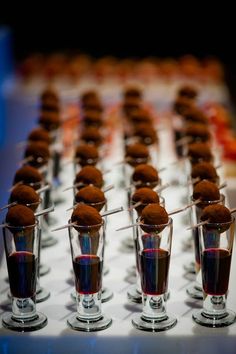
[35,205,54,217]
[186,220,209,230]
[63,182,84,192]
[128,201,142,212]
[116,223,140,232]
[53,207,124,232]
[0,202,17,211]
[37,184,51,193]
[8,181,24,192]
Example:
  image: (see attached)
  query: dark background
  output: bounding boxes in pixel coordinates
[1,6,236,99]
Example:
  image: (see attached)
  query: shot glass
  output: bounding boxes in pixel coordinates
[2,222,47,331]
[132,218,177,331]
[127,196,165,304]
[192,217,236,327]
[67,220,112,331]
[187,194,225,299]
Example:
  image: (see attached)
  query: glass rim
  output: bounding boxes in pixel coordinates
[74,198,107,207]
[131,196,165,208]
[201,215,235,228]
[191,193,225,206]
[138,216,172,229]
[5,219,39,230]
[69,218,104,230]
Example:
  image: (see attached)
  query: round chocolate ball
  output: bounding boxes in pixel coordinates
[10,185,40,211]
[140,204,169,232]
[75,144,99,166]
[191,162,219,184]
[6,205,35,227]
[24,141,50,168]
[75,186,106,211]
[132,164,159,188]
[75,166,103,189]
[192,180,220,204]
[71,204,102,232]
[28,127,52,145]
[13,165,43,187]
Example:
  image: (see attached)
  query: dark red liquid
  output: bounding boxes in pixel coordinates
[140,248,170,295]
[202,248,231,295]
[192,228,201,268]
[73,255,102,294]
[7,251,37,298]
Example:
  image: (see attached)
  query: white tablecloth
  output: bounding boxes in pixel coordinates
[1,126,236,354]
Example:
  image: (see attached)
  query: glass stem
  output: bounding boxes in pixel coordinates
[76,291,102,321]
[12,296,37,321]
[202,294,227,319]
[142,294,167,321]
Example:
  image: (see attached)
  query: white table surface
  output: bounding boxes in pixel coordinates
[0,121,236,354]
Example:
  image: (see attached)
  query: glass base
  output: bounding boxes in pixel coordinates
[67,313,112,332]
[2,312,47,332]
[132,313,177,332]
[127,284,142,303]
[186,283,203,300]
[8,288,50,303]
[122,237,134,251]
[192,309,236,328]
[41,235,58,248]
[103,265,109,276]
[126,265,136,276]
[71,288,113,303]
[183,261,196,274]
[36,287,50,303]
[39,263,51,276]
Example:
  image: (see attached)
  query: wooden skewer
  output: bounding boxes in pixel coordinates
[18,156,34,166]
[186,220,209,230]
[35,205,54,217]
[175,136,192,146]
[103,184,114,192]
[154,183,170,193]
[0,202,17,211]
[63,182,84,192]
[128,201,142,212]
[230,208,236,214]
[116,223,140,232]
[37,184,51,193]
[52,207,123,232]
[0,223,9,228]
[8,181,24,192]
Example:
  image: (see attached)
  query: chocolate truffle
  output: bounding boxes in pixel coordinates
[123,86,143,100]
[183,107,209,125]
[187,142,213,163]
[28,127,52,145]
[191,162,219,184]
[75,144,99,166]
[24,141,50,168]
[178,85,198,99]
[140,204,169,232]
[192,180,220,203]
[75,186,106,211]
[40,100,60,113]
[71,204,102,232]
[10,185,40,211]
[122,97,141,116]
[132,188,160,216]
[132,164,159,188]
[201,204,231,224]
[125,143,149,166]
[6,205,35,227]
[129,108,152,124]
[75,166,103,189]
[133,123,158,145]
[81,127,103,146]
[39,111,61,131]
[41,88,59,104]
[13,165,43,187]
[185,123,211,142]
[83,110,103,127]
[81,90,99,105]
[80,91,103,112]
[173,96,194,115]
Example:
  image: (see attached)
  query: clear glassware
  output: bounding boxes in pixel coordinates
[193,217,236,327]
[70,199,113,303]
[132,218,177,331]
[127,196,165,304]
[67,220,112,331]
[187,194,225,300]
[2,222,47,331]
